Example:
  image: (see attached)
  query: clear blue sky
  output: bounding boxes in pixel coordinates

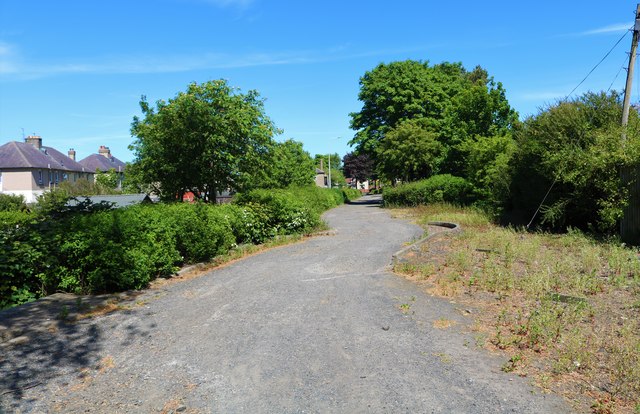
[0,1,637,162]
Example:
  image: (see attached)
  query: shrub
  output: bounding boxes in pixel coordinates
[0,211,36,229]
[383,174,476,207]
[52,207,181,293]
[508,91,640,234]
[0,222,48,308]
[341,188,362,202]
[235,188,320,234]
[0,193,27,212]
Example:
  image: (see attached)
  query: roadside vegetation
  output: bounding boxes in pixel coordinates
[0,187,360,309]
[346,60,640,239]
[392,204,640,413]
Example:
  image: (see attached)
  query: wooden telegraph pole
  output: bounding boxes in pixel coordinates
[622,5,640,132]
[621,4,640,243]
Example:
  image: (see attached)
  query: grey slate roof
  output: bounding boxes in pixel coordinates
[66,194,157,208]
[0,141,88,172]
[78,153,126,173]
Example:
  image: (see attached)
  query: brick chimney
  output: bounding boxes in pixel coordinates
[98,145,111,158]
[25,135,42,150]
[68,148,76,161]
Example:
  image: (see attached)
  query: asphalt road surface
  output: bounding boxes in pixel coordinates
[0,195,571,413]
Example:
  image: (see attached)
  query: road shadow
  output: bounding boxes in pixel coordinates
[348,194,382,207]
[0,292,156,411]
[0,315,103,410]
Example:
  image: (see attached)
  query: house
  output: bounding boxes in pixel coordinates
[78,146,126,189]
[0,135,93,203]
[346,177,370,193]
[314,159,328,188]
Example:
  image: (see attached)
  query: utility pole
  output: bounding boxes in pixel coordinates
[622,4,640,134]
[328,154,332,189]
[621,3,640,243]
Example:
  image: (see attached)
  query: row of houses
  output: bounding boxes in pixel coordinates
[0,135,126,203]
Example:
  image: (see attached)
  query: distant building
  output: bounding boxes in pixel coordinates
[346,177,370,193]
[78,145,127,189]
[0,135,93,203]
[315,159,328,188]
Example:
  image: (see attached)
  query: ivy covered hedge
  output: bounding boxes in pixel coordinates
[0,186,360,309]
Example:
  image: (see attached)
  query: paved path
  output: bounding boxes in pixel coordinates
[0,195,570,413]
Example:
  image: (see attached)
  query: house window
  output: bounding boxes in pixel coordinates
[38,170,43,185]
[55,171,59,183]
[62,173,68,181]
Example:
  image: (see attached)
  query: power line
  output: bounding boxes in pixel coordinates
[607,55,629,93]
[565,27,631,100]
[526,26,633,230]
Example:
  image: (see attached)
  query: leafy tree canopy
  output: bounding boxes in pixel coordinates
[129,79,279,202]
[260,139,316,188]
[349,60,518,179]
[342,152,374,184]
[314,153,342,171]
[95,168,119,190]
[376,118,444,182]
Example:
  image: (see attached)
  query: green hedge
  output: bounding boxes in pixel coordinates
[383,174,476,207]
[340,188,362,202]
[0,193,27,212]
[0,186,359,309]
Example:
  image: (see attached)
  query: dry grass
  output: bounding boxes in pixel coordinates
[433,318,457,329]
[391,203,640,414]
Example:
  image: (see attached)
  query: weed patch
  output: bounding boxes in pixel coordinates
[390,204,640,413]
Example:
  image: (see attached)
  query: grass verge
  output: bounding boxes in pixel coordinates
[390,203,640,414]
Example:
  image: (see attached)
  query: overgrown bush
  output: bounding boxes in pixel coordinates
[0,211,35,228]
[383,174,476,207]
[0,193,27,212]
[234,187,323,234]
[0,220,49,308]
[340,188,362,202]
[508,91,640,234]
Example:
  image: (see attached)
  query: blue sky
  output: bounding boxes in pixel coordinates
[0,1,637,162]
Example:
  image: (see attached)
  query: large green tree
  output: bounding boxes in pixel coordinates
[376,118,443,182]
[349,60,466,157]
[260,139,316,188]
[349,60,518,182]
[129,80,278,202]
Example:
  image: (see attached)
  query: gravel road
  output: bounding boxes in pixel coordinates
[0,195,571,413]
